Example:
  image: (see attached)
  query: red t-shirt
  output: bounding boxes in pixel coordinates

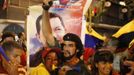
[0,63,8,74]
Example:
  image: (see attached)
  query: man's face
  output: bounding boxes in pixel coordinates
[38,17,65,45]
[63,41,77,58]
[96,61,113,75]
[50,17,66,42]
[6,48,22,65]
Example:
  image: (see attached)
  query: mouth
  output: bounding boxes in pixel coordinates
[104,69,111,74]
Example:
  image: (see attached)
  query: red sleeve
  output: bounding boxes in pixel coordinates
[20,51,26,66]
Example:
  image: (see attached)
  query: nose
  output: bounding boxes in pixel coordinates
[63,45,69,51]
[48,59,57,65]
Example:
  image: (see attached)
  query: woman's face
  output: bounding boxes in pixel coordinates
[50,17,66,42]
[45,52,58,72]
[96,61,113,75]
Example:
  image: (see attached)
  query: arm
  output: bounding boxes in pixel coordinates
[42,0,55,46]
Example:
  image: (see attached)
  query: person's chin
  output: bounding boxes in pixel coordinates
[104,70,111,75]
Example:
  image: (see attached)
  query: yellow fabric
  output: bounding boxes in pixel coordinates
[52,64,57,70]
[30,63,50,75]
[85,25,106,41]
[113,20,134,38]
[129,39,134,48]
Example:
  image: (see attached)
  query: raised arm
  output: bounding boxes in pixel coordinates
[42,0,55,46]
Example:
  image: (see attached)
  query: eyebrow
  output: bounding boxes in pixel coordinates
[64,43,75,46]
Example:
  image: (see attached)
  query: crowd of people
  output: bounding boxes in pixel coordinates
[29,0,134,75]
[0,0,134,75]
[0,31,27,75]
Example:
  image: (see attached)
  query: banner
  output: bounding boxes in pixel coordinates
[27,0,90,55]
[113,20,134,38]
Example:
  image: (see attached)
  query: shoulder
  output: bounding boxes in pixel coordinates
[66,60,91,75]
[78,60,91,75]
[30,63,50,75]
[0,64,8,74]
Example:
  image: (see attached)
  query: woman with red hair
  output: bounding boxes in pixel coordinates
[30,48,62,75]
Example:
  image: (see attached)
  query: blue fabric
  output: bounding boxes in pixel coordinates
[84,34,103,49]
[84,34,96,48]
[0,46,10,62]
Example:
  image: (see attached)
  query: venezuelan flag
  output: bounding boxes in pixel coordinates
[113,20,134,38]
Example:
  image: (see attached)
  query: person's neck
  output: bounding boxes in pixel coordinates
[66,56,80,67]
[99,71,109,75]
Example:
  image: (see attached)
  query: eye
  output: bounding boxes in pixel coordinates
[55,27,61,31]
[13,54,19,58]
[69,44,75,47]
[46,57,51,61]
[54,58,58,61]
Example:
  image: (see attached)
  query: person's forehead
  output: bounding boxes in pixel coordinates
[50,18,62,26]
[47,52,57,57]
[63,41,75,45]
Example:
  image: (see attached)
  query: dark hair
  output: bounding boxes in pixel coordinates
[94,50,114,63]
[18,32,24,38]
[30,47,62,67]
[36,13,65,34]
[42,47,62,60]
[63,33,84,58]
[92,50,114,75]
[1,31,15,42]
[2,41,22,52]
[3,23,24,35]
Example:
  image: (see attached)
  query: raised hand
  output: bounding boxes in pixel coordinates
[42,0,53,10]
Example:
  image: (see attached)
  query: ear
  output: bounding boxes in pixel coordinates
[76,49,79,52]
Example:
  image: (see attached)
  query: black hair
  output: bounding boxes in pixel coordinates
[1,31,15,42]
[92,50,114,75]
[63,33,84,58]
[36,13,65,34]
[2,41,22,52]
[2,23,24,35]
[18,32,24,38]
[94,50,114,63]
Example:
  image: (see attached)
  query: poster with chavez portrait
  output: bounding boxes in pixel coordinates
[27,0,92,56]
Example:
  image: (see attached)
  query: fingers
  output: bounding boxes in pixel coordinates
[124,60,134,67]
[18,67,27,75]
[59,66,72,75]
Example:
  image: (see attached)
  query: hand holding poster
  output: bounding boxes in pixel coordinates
[27,0,89,55]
